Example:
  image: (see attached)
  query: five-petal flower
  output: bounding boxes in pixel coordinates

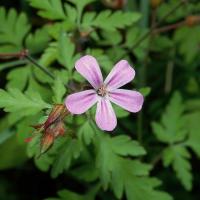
[65,55,144,131]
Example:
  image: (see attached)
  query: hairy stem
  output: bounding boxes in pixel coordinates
[25,54,55,79]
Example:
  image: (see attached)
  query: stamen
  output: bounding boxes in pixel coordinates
[97,85,107,97]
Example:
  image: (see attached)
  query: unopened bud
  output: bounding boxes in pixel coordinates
[150,0,163,9]
[185,15,200,27]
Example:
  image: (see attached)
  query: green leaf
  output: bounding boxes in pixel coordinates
[0,88,50,120]
[16,114,41,144]
[51,137,83,178]
[184,112,200,157]
[139,87,151,97]
[157,0,200,23]
[25,27,50,54]
[95,134,146,188]
[6,66,31,90]
[85,48,113,73]
[39,42,58,67]
[57,33,77,71]
[95,134,172,200]
[47,20,76,39]
[162,146,192,191]
[64,4,77,23]
[46,185,99,200]
[52,77,66,103]
[110,135,146,156]
[152,92,187,144]
[82,10,141,31]
[174,26,200,63]
[0,134,27,170]
[68,0,96,16]
[78,120,97,145]
[0,129,15,145]
[100,30,122,46]
[125,27,149,60]
[29,0,65,20]
[123,176,172,200]
[71,162,99,182]
[113,104,130,118]
[0,7,30,52]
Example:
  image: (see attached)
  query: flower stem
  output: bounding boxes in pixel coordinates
[25,54,55,79]
[155,21,185,33]
[164,60,174,94]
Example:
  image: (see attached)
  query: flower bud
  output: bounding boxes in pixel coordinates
[150,0,163,9]
[25,104,69,156]
[185,15,200,27]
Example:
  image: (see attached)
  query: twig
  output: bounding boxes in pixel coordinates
[154,21,185,33]
[0,49,55,79]
[25,54,55,79]
[132,0,187,49]
[0,49,72,89]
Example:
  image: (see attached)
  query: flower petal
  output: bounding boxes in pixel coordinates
[109,89,144,112]
[65,90,97,114]
[104,60,135,90]
[75,55,103,89]
[95,98,117,131]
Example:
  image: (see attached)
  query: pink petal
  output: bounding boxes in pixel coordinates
[95,98,117,131]
[65,90,98,114]
[109,89,144,113]
[75,55,103,89]
[104,60,135,90]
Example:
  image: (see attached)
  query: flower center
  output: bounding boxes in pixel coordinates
[97,85,107,97]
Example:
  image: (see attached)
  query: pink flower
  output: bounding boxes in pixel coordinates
[65,55,144,131]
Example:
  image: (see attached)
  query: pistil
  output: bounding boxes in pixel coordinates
[97,85,107,97]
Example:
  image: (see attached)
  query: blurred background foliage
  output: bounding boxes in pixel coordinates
[0,0,200,199]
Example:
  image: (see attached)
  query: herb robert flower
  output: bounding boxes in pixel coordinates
[65,55,144,131]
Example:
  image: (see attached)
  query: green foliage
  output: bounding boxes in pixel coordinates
[174,26,200,63]
[151,92,200,191]
[0,1,200,200]
[82,10,141,31]
[45,186,99,200]
[95,134,171,200]
[152,92,186,144]
[28,0,65,20]
[78,120,97,145]
[163,146,192,191]
[68,0,96,15]
[157,0,200,23]
[52,77,66,103]
[0,134,27,170]
[0,7,30,52]
[6,66,31,90]
[0,88,50,119]
[51,137,83,178]
[25,28,50,54]
[57,33,78,71]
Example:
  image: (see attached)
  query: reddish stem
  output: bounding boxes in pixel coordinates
[154,21,185,33]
